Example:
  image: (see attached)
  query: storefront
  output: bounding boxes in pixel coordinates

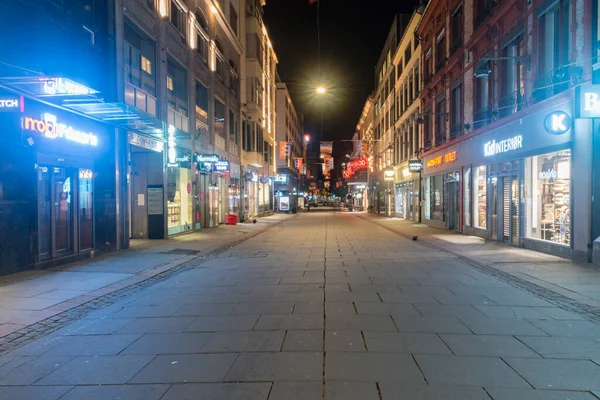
[229,162,241,218]
[422,98,581,258]
[422,146,461,230]
[166,147,193,235]
[0,93,116,273]
[196,154,229,227]
[394,163,419,220]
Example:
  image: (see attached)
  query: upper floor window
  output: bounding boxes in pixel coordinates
[167,58,188,116]
[195,8,208,31]
[215,40,225,81]
[124,21,156,96]
[451,5,462,54]
[404,45,412,66]
[538,0,571,74]
[229,5,238,36]
[195,81,208,118]
[436,29,446,72]
[215,99,226,138]
[170,0,187,38]
[424,48,432,83]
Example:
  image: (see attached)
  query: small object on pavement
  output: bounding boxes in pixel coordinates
[412,236,418,241]
[252,219,257,224]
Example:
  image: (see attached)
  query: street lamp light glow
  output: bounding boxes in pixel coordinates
[316,86,326,94]
[304,134,311,143]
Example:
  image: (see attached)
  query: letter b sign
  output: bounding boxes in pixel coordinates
[544,111,571,135]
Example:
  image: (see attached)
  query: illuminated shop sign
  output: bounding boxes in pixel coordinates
[544,111,571,135]
[576,84,600,118]
[128,132,164,152]
[214,160,229,172]
[23,113,98,146]
[275,174,288,183]
[484,135,522,157]
[408,159,422,172]
[0,96,23,112]
[43,78,97,96]
[342,157,368,179]
[539,169,558,180]
[426,151,456,167]
[167,125,177,167]
[196,154,219,163]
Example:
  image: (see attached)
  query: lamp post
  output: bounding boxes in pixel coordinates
[384,169,395,217]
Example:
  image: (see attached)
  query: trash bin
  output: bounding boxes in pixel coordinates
[226,214,238,225]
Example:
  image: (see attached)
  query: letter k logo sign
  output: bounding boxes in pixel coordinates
[552,114,566,132]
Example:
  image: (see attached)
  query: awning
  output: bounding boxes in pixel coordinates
[0,76,185,141]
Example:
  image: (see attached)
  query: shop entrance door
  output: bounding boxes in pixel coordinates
[499,175,520,243]
[38,166,75,259]
[446,181,459,230]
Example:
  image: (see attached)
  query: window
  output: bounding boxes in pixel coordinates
[195,81,208,118]
[499,36,525,116]
[124,22,156,96]
[473,165,487,228]
[195,8,208,31]
[524,150,571,245]
[450,83,462,137]
[435,97,445,144]
[430,175,444,221]
[451,5,462,53]
[170,0,187,38]
[214,41,225,81]
[463,166,471,227]
[415,68,420,97]
[229,5,238,36]
[436,29,446,72]
[424,107,432,147]
[408,73,414,103]
[215,99,226,138]
[404,45,412,66]
[229,110,238,144]
[424,177,431,219]
[167,59,188,116]
[196,31,208,61]
[424,48,432,83]
[397,62,403,78]
[538,0,572,75]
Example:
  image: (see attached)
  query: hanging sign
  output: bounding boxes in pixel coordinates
[408,159,422,172]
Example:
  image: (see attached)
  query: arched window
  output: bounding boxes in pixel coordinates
[195,7,208,32]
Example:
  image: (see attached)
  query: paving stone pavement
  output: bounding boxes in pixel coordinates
[2,211,600,399]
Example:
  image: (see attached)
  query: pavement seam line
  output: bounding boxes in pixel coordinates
[321,211,328,400]
[356,214,600,325]
[0,216,296,355]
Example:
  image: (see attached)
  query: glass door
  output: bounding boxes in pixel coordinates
[53,167,74,254]
[490,176,498,240]
[510,174,520,244]
[37,167,52,258]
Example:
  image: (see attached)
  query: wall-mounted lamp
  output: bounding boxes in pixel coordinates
[474,55,531,78]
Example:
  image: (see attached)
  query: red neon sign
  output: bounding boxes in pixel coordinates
[343,157,368,179]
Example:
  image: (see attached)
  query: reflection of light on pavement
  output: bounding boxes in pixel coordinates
[430,234,484,245]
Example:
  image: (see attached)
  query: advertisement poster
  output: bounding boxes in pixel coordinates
[279,196,290,211]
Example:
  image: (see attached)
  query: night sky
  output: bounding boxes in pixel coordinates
[263,0,418,156]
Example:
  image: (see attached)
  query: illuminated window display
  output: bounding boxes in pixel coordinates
[524,150,571,245]
[167,167,193,235]
[473,165,487,229]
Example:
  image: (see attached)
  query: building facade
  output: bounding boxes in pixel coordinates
[274,82,303,212]
[416,0,594,261]
[240,0,277,219]
[0,0,282,275]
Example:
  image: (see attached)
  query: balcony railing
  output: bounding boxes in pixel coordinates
[449,123,463,140]
[532,65,583,104]
[434,132,447,147]
[473,105,494,130]
[124,83,157,117]
[168,107,189,133]
[497,88,525,119]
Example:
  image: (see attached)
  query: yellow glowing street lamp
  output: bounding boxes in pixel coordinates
[316,86,326,94]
